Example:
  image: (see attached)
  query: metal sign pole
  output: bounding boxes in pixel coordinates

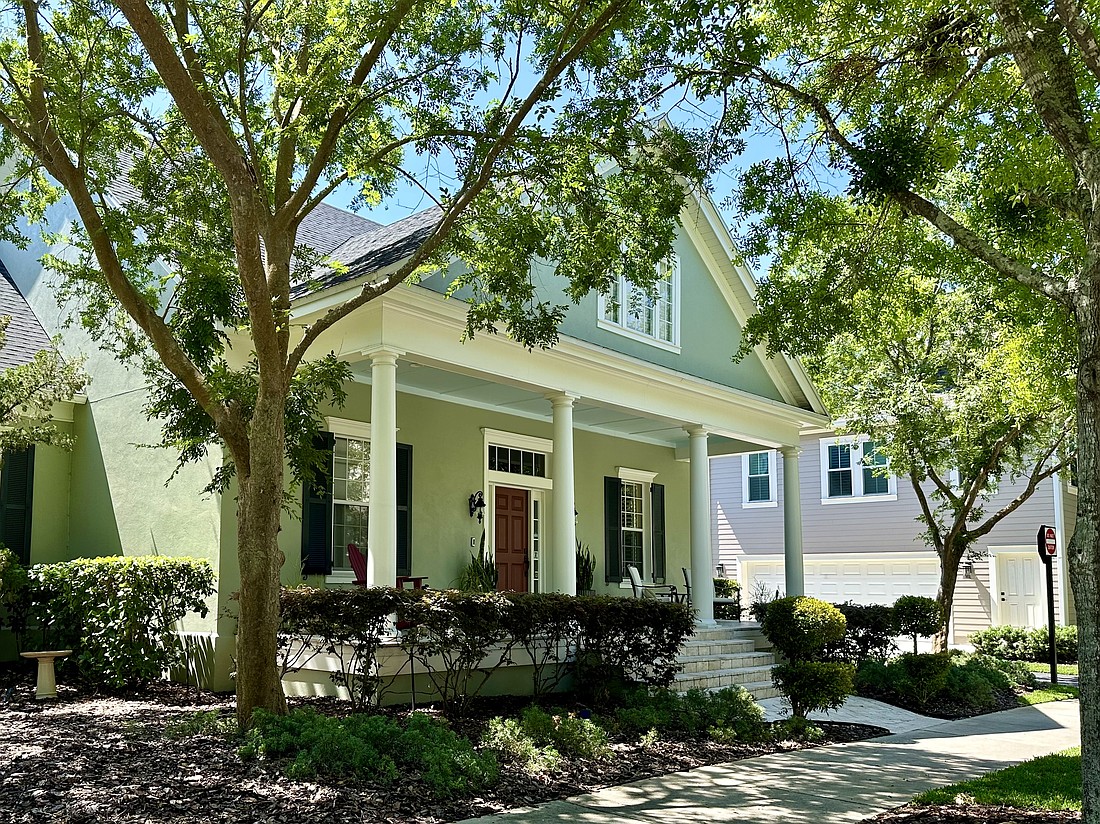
[1037,524,1059,685]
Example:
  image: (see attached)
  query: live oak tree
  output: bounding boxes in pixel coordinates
[798,257,1074,650]
[0,0,712,725]
[680,0,1100,815]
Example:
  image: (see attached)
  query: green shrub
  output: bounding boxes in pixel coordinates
[774,715,825,742]
[893,596,944,654]
[481,717,561,774]
[855,652,1018,712]
[612,686,767,741]
[0,546,29,636]
[896,652,953,707]
[970,625,1078,663]
[762,596,847,661]
[280,588,693,713]
[26,556,214,687]
[831,602,896,663]
[242,709,498,797]
[984,656,1038,688]
[519,706,610,760]
[771,661,854,719]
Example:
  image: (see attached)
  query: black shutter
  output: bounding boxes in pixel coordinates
[604,476,623,583]
[0,447,34,565]
[301,432,335,576]
[396,443,412,577]
[651,483,666,584]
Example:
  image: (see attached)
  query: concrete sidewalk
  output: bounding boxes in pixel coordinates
[462,699,1081,824]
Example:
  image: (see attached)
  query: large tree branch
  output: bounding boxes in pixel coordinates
[966,432,1071,541]
[741,65,1072,303]
[115,0,255,192]
[993,0,1100,190]
[277,0,421,221]
[910,464,946,554]
[284,0,630,377]
[1055,0,1100,83]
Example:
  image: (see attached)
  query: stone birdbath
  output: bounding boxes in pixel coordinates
[20,650,72,700]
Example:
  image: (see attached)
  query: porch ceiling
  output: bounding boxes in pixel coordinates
[348,358,754,451]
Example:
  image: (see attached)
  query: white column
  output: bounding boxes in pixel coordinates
[687,426,715,624]
[782,445,805,597]
[549,392,578,595]
[366,348,400,588]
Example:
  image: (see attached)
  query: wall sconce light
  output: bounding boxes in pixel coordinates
[468,490,486,523]
[963,561,975,580]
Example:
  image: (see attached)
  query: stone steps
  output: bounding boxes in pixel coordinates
[674,623,777,701]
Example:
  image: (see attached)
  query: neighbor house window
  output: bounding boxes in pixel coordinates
[599,254,680,348]
[332,435,370,570]
[819,436,897,503]
[742,450,777,507]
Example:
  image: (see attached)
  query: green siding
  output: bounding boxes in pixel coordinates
[277,384,691,595]
[27,432,72,564]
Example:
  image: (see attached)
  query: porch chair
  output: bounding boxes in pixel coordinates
[626,564,680,602]
[681,567,692,605]
[347,543,368,586]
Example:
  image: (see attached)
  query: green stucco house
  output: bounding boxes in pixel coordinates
[0,188,826,691]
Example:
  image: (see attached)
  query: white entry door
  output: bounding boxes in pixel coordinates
[996,553,1044,627]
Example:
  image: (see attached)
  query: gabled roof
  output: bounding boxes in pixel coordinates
[0,257,50,370]
[291,207,440,298]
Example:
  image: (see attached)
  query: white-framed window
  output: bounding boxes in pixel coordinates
[332,434,370,570]
[620,480,646,573]
[742,450,777,508]
[598,254,680,351]
[819,435,897,504]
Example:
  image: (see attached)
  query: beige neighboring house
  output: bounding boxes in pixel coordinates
[711,430,1076,644]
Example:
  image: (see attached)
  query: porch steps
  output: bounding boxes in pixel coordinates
[674,621,779,700]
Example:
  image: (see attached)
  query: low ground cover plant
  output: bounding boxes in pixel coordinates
[611,685,768,742]
[970,624,1079,663]
[241,708,500,797]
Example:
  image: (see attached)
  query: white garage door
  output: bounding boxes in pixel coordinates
[741,556,941,605]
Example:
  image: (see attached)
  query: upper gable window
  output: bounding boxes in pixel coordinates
[819,435,897,504]
[598,254,680,352]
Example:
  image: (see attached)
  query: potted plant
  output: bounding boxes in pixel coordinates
[576,541,596,595]
[457,531,498,592]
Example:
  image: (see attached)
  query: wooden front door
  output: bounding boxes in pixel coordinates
[494,486,529,592]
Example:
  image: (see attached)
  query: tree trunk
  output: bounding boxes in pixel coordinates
[233,387,289,728]
[1071,281,1100,823]
[933,540,963,652]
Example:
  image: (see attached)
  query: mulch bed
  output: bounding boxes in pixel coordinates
[0,673,887,824]
[871,804,1080,823]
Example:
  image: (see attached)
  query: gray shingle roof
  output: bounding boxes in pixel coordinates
[296,202,382,258]
[0,258,51,369]
[292,206,441,298]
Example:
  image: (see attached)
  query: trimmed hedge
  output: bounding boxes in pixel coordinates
[14,556,215,687]
[831,602,897,663]
[278,587,695,713]
[970,624,1078,663]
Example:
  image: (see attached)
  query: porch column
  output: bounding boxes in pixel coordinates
[366,348,401,588]
[782,445,805,597]
[687,426,715,624]
[549,392,577,595]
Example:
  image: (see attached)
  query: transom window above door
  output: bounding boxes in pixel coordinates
[488,444,547,478]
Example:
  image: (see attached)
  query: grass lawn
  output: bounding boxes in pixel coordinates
[1020,683,1080,705]
[1025,662,1079,676]
[915,748,1081,811]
